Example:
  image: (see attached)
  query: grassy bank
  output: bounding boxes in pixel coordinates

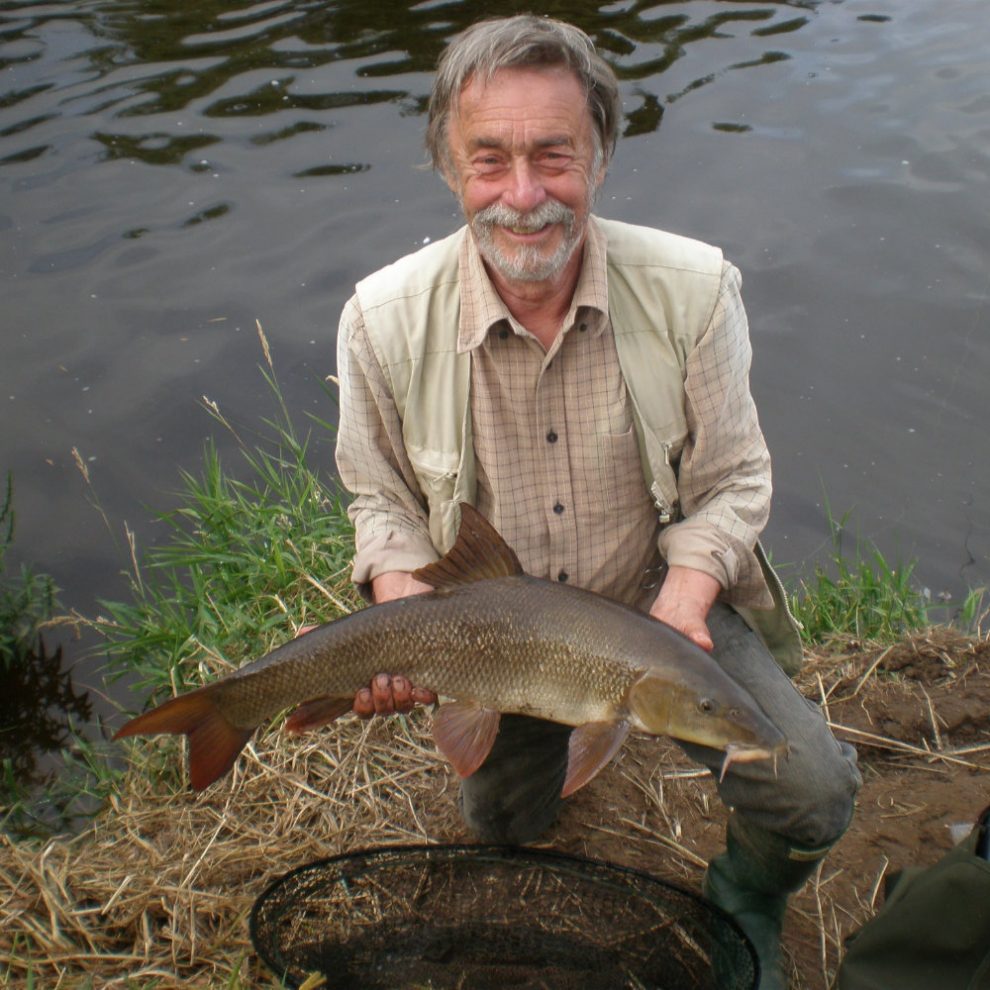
[1,336,986,986]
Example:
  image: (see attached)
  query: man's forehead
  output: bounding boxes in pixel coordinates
[456,64,585,108]
[451,66,592,137]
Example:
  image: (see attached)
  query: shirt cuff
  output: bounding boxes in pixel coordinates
[658,518,773,609]
[351,528,439,602]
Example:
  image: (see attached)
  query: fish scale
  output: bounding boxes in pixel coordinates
[216,576,637,730]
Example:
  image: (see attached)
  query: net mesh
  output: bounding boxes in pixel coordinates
[250,845,757,990]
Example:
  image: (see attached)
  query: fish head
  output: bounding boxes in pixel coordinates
[627,667,786,760]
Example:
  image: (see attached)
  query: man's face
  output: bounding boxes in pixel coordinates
[443,66,604,287]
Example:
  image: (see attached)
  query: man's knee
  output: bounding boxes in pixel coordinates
[457,714,571,844]
[770,736,862,848]
[459,779,562,844]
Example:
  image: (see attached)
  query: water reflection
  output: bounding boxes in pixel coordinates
[1,635,92,786]
[1,481,91,808]
[1,0,831,176]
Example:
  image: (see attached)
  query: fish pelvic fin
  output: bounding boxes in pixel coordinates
[431,700,501,778]
[413,503,524,590]
[113,688,254,792]
[284,696,354,734]
[562,719,630,798]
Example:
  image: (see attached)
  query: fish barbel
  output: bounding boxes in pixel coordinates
[114,504,786,794]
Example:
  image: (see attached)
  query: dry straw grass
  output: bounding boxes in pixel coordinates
[1,716,463,987]
[2,628,988,988]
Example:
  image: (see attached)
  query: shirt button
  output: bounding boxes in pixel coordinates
[557,570,569,583]
[546,430,558,444]
[498,328,509,340]
[579,322,588,332]
[553,502,565,515]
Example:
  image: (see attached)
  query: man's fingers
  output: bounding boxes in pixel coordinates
[371,673,396,715]
[353,686,375,718]
[353,674,437,718]
[391,675,414,712]
[689,627,714,652]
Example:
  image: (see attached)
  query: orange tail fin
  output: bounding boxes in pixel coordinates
[114,689,254,791]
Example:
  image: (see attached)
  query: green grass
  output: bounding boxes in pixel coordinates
[95,354,362,708]
[785,507,986,645]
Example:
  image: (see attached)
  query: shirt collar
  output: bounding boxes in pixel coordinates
[456,215,610,353]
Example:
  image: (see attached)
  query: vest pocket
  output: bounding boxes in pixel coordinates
[598,425,652,510]
[406,444,459,549]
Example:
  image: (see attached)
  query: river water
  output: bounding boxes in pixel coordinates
[2,0,988,726]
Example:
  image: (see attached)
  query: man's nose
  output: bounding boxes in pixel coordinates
[502,159,546,213]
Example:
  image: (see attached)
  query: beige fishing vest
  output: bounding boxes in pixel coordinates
[354,217,802,672]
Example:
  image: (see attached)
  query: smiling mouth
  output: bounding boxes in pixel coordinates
[504,222,552,235]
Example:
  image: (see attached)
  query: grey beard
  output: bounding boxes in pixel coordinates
[470,200,582,283]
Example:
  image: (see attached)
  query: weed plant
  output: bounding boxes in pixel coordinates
[1,474,57,671]
[785,507,984,645]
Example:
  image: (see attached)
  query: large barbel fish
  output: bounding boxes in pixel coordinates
[115,505,786,794]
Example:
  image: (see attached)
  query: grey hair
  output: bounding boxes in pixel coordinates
[426,15,620,173]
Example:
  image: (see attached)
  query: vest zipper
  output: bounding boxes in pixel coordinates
[649,481,672,524]
[650,442,674,523]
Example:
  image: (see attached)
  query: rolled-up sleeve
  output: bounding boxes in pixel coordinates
[658,262,774,608]
[334,295,439,594]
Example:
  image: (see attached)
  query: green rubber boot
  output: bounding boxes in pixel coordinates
[704,815,833,990]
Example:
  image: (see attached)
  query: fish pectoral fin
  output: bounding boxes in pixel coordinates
[284,696,354,734]
[562,719,630,798]
[113,688,254,792]
[431,700,501,778]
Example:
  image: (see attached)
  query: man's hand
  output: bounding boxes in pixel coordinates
[649,565,721,652]
[371,570,434,603]
[353,673,437,718]
[353,570,437,717]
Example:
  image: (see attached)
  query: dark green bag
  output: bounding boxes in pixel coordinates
[837,806,990,990]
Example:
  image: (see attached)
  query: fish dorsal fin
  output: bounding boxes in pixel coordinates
[413,503,523,590]
[562,719,630,798]
[432,700,502,778]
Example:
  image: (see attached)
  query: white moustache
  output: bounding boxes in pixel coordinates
[474,200,575,234]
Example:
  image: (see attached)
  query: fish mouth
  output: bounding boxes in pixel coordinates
[718,742,789,783]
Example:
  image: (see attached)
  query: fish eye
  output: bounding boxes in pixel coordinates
[698,697,716,714]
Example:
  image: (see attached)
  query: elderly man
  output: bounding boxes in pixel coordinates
[334,15,860,989]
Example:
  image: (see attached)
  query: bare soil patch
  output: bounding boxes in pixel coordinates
[2,628,988,987]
